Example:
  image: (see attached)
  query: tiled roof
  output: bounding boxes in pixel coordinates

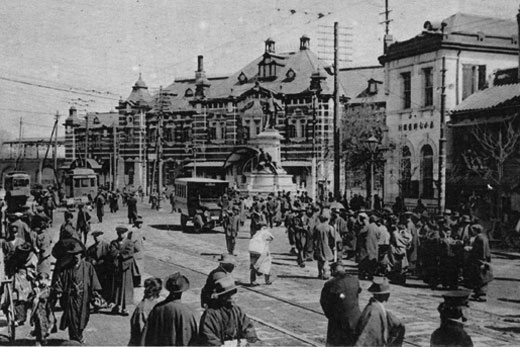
[442,12,516,37]
[338,66,385,103]
[451,83,520,113]
[126,74,153,106]
[82,112,119,128]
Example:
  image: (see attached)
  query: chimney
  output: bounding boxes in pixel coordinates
[69,106,77,117]
[517,6,520,82]
[265,38,275,54]
[300,35,310,50]
[197,55,204,72]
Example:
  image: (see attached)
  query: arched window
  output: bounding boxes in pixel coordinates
[182,127,192,142]
[420,144,434,198]
[288,124,297,139]
[401,146,412,198]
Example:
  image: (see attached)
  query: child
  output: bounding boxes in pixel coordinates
[128,277,163,346]
[29,273,56,346]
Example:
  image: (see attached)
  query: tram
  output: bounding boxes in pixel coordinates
[4,171,31,213]
[63,168,98,206]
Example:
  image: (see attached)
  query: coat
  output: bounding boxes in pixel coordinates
[129,297,159,346]
[53,259,101,333]
[59,221,81,241]
[127,196,138,220]
[128,228,145,278]
[355,297,405,347]
[320,273,362,346]
[110,237,136,307]
[199,304,257,346]
[36,231,53,276]
[430,321,473,347]
[359,223,379,262]
[313,222,335,262]
[143,297,198,346]
[87,240,112,300]
[467,233,493,288]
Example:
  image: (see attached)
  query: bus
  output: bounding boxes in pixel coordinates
[174,177,229,232]
[4,171,31,212]
[63,168,98,206]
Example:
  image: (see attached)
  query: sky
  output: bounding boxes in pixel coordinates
[0,0,518,139]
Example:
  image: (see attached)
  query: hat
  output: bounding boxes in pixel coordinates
[91,230,104,237]
[116,225,129,234]
[358,212,368,220]
[383,207,393,215]
[52,238,86,258]
[165,272,190,293]
[13,212,23,218]
[15,241,32,253]
[64,210,74,219]
[232,205,240,211]
[36,205,44,212]
[470,224,484,233]
[461,215,471,223]
[212,274,237,297]
[135,216,143,224]
[320,209,331,220]
[442,290,471,308]
[443,209,452,216]
[368,277,390,294]
[218,253,236,265]
[346,209,355,216]
[331,260,345,272]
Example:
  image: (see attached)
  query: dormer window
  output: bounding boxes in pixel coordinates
[93,116,100,125]
[368,79,378,94]
[185,88,194,97]
[238,72,248,84]
[286,68,296,80]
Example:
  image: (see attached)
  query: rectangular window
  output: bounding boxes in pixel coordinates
[423,68,433,106]
[462,64,487,100]
[401,72,411,109]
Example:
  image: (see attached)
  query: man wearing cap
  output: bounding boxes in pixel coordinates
[143,272,198,346]
[95,189,105,223]
[109,226,137,316]
[59,210,81,241]
[129,216,145,287]
[87,230,112,301]
[303,204,319,261]
[355,277,405,346]
[76,203,91,244]
[292,207,308,267]
[431,290,473,347]
[313,209,336,280]
[127,192,139,224]
[199,273,258,346]
[357,214,379,281]
[225,206,240,256]
[201,254,236,308]
[52,238,101,343]
[320,261,362,346]
[466,224,492,302]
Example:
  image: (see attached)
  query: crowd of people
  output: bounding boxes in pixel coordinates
[0,184,492,346]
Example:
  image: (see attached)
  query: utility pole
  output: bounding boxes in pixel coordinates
[39,116,58,184]
[53,111,60,186]
[311,92,317,203]
[517,6,520,81]
[380,0,393,54]
[84,114,89,162]
[15,117,22,170]
[438,56,447,212]
[333,21,341,199]
[113,121,117,190]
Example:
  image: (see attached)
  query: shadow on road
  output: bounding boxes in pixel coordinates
[149,224,182,231]
[494,277,520,282]
[486,326,520,334]
[277,274,321,280]
[498,298,520,304]
[10,338,78,346]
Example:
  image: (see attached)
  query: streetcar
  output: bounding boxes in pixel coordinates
[63,168,98,206]
[3,171,31,213]
[174,178,229,232]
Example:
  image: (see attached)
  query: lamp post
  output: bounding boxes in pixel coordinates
[365,136,379,209]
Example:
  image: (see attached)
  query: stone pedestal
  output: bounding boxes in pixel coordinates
[242,129,298,195]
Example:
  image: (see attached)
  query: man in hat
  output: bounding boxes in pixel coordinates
[303,204,319,261]
[35,224,53,277]
[284,206,299,256]
[129,216,145,287]
[95,189,105,223]
[109,226,137,316]
[292,207,308,267]
[9,212,36,249]
[456,215,472,246]
[225,206,240,256]
[199,273,258,346]
[32,205,50,230]
[86,230,112,301]
[320,260,362,346]
[466,224,492,302]
[59,210,81,241]
[52,238,101,343]
[76,203,91,244]
[357,214,379,281]
[355,277,405,346]
[143,272,198,346]
[201,253,236,308]
[431,290,473,347]
[127,191,139,224]
[313,209,336,280]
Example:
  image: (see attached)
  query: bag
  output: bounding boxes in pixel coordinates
[248,236,264,254]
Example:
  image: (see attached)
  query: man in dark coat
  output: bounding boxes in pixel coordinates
[142,273,198,346]
[95,190,105,223]
[320,261,361,346]
[292,207,308,267]
[127,192,138,225]
[109,226,136,316]
[225,206,240,256]
[313,209,336,280]
[86,230,112,301]
[467,224,492,302]
[358,214,379,280]
[431,290,473,347]
[59,210,81,241]
[201,254,235,308]
[199,274,258,346]
[76,204,91,244]
[51,238,101,343]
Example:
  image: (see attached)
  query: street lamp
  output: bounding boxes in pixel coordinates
[364,136,379,209]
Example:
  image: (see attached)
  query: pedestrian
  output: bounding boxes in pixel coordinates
[9,211,36,249]
[59,210,81,241]
[110,226,136,316]
[95,190,105,223]
[284,207,298,256]
[248,221,274,286]
[201,254,236,308]
[127,192,139,224]
[199,273,258,346]
[169,190,176,213]
[320,260,361,347]
[143,273,198,346]
[225,206,240,255]
[357,214,379,281]
[51,238,101,343]
[313,209,336,280]
[430,290,473,347]
[129,216,145,287]
[355,277,405,346]
[76,203,91,244]
[29,272,57,346]
[466,224,492,302]
[86,230,112,302]
[34,225,53,277]
[110,190,120,213]
[128,277,163,346]
[292,207,308,267]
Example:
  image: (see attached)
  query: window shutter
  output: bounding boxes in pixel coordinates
[462,65,473,100]
[478,65,487,90]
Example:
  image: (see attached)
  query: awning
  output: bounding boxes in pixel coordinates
[281,161,312,167]
[448,114,516,127]
[184,161,225,168]
[223,146,260,168]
